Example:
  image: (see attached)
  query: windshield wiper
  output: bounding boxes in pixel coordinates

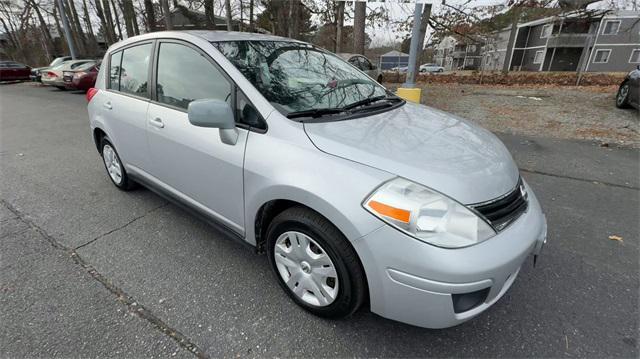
[286,107,346,119]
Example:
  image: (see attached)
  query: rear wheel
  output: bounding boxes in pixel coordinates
[266,207,366,318]
[100,137,136,190]
[616,82,630,108]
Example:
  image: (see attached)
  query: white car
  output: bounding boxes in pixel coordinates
[420,63,445,73]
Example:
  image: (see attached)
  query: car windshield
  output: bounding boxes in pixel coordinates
[212,40,389,117]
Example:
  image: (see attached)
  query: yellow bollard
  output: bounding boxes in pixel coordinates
[396,87,422,104]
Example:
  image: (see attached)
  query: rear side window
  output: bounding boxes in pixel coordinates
[156,42,231,110]
[119,43,152,96]
[109,51,123,90]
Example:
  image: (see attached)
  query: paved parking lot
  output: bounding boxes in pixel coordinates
[1,83,638,358]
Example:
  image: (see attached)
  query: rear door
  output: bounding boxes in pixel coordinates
[145,40,248,234]
[101,41,154,170]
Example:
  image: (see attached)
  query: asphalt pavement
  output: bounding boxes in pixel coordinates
[1,82,638,358]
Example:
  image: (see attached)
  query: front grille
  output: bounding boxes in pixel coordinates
[471,178,528,232]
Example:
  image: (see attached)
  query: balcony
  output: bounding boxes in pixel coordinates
[547,33,591,48]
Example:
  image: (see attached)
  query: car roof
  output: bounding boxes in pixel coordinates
[185,30,300,43]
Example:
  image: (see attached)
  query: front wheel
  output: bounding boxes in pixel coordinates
[266,207,366,318]
[616,82,630,108]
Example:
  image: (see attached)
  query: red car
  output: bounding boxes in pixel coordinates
[63,62,100,91]
[0,61,31,81]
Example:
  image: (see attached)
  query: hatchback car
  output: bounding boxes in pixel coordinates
[88,31,547,329]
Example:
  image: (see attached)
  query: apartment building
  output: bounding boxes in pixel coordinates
[433,35,485,71]
[481,9,639,72]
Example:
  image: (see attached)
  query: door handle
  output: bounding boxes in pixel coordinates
[150,117,164,128]
[103,102,112,110]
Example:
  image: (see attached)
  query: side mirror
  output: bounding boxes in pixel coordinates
[188,99,239,145]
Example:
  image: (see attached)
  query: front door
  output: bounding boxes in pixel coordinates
[146,40,247,234]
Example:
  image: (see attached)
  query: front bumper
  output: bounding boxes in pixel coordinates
[353,183,547,329]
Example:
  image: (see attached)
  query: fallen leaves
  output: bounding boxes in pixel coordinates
[608,235,624,242]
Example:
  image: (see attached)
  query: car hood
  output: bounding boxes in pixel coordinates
[303,102,520,204]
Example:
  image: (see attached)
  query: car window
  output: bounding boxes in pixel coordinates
[348,57,359,67]
[70,61,93,69]
[213,41,386,115]
[156,42,231,110]
[119,43,152,96]
[109,51,123,90]
[360,57,373,70]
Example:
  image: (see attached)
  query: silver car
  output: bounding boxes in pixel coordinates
[88,31,547,329]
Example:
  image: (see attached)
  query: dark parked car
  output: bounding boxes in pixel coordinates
[63,62,100,91]
[616,66,639,110]
[0,61,31,81]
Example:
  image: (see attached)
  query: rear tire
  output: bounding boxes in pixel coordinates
[616,82,630,109]
[100,136,136,191]
[266,206,366,318]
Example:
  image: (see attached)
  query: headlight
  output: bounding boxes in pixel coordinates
[363,178,496,248]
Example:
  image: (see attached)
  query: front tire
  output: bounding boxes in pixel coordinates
[616,82,630,109]
[100,137,135,190]
[266,207,366,318]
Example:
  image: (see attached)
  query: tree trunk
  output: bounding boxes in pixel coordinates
[144,0,156,32]
[335,1,344,53]
[225,0,232,31]
[122,0,136,37]
[204,0,214,29]
[52,2,68,53]
[353,0,366,55]
[239,0,243,30]
[110,0,124,39]
[81,0,98,54]
[248,0,253,32]
[66,0,86,55]
[161,0,172,30]
[94,0,112,44]
[26,0,56,59]
[98,0,116,43]
[287,0,293,37]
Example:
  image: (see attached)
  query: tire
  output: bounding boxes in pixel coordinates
[616,82,630,109]
[100,136,136,190]
[55,86,66,90]
[438,68,444,73]
[377,75,383,83]
[266,206,366,318]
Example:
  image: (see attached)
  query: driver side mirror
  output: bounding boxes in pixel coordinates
[188,99,239,145]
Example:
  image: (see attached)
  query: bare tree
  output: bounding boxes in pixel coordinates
[224,0,232,30]
[248,0,253,31]
[353,0,366,54]
[335,1,344,52]
[204,0,215,29]
[144,0,156,32]
[160,0,172,30]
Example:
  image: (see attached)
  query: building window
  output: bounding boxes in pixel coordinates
[602,20,621,35]
[467,45,476,53]
[629,49,640,63]
[593,49,611,63]
[533,50,544,64]
[541,24,553,38]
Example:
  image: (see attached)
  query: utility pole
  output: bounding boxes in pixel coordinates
[404,3,423,88]
[56,0,77,59]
